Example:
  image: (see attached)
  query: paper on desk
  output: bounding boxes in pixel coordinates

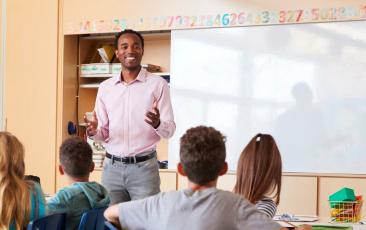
[274,215,319,222]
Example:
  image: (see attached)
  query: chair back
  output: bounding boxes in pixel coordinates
[26,213,66,230]
[104,221,119,230]
[77,207,107,230]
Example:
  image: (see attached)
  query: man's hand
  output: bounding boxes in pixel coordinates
[84,111,98,136]
[145,101,160,129]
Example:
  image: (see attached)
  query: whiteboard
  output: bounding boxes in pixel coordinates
[168,20,366,173]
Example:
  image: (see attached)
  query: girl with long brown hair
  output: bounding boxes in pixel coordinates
[234,133,282,218]
[0,132,46,230]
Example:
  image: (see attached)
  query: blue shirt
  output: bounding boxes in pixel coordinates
[47,182,110,230]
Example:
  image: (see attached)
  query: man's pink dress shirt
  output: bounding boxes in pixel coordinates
[91,68,175,157]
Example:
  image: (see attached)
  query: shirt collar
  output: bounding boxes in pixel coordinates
[112,67,147,85]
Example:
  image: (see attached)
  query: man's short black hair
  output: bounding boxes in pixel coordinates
[59,137,93,178]
[180,126,226,185]
[114,29,144,49]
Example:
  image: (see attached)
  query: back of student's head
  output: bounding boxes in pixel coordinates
[180,126,226,185]
[234,134,282,205]
[59,137,93,178]
[0,132,32,229]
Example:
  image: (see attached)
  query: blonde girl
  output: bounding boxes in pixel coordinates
[0,132,45,230]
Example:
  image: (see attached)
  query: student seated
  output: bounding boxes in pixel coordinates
[105,126,309,230]
[47,137,110,230]
[234,133,282,218]
[0,132,46,230]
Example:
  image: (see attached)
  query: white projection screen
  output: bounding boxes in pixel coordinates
[168,20,366,173]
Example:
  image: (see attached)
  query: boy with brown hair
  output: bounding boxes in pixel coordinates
[47,137,110,230]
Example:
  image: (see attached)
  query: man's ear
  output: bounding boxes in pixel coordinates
[177,162,187,176]
[219,162,228,176]
[90,162,95,173]
[58,165,65,175]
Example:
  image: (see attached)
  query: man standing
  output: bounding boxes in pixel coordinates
[85,29,175,204]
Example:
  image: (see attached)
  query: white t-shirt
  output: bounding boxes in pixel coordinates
[119,187,281,230]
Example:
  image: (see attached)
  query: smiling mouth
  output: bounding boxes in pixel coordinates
[125,57,136,61]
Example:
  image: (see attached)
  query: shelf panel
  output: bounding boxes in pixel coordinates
[80,72,169,78]
[80,83,100,88]
[80,73,114,78]
[79,31,171,41]
[80,72,169,84]
[153,72,170,76]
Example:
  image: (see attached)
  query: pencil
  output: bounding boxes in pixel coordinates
[281,220,297,229]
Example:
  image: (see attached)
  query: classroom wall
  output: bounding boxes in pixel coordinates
[2,0,364,213]
[0,0,3,129]
[4,0,59,194]
[63,0,366,31]
[57,0,366,218]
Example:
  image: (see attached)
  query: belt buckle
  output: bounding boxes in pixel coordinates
[129,156,137,164]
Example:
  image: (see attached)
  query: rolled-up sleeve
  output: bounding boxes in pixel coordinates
[90,86,110,141]
[155,81,175,139]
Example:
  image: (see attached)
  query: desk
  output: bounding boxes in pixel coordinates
[278,217,366,230]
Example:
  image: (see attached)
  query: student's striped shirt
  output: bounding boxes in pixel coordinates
[255,197,277,218]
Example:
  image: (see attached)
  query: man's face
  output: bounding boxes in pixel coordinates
[115,33,144,71]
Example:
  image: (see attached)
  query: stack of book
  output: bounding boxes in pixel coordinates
[93,152,105,168]
[87,137,106,168]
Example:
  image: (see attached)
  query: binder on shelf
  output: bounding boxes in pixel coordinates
[80,63,111,75]
[111,63,122,74]
[97,45,115,63]
[80,63,162,75]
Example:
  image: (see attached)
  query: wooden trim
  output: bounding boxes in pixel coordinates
[282,172,366,178]
[54,0,63,193]
[316,176,320,216]
[79,31,171,40]
[157,169,366,180]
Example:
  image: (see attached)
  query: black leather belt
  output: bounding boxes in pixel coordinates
[106,151,155,164]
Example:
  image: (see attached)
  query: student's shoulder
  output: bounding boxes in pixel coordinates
[145,190,180,203]
[53,184,84,200]
[28,181,42,191]
[215,189,250,203]
[121,191,179,210]
[83,181,109,194]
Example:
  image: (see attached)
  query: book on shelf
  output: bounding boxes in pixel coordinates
[97,45,115,63]
[142,64,161,72]
[80,63,110,75]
